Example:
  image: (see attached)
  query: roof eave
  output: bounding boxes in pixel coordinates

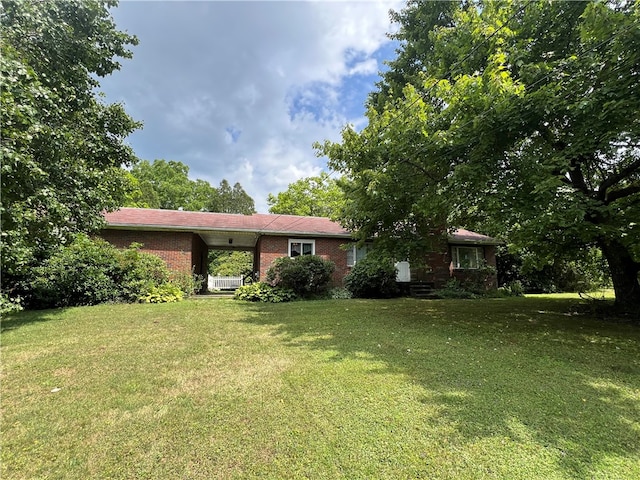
[103,223,352,239]
[448,237,501,246]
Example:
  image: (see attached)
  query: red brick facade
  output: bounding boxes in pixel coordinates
[100,230,352,286]
[408,240,498,290]
[100,230,205,276]
[100,224,498,291]
[450,245,498,289]
[255,235,350,285]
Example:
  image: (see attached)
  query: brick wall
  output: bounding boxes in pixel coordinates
[408,240,498,290]
[255,235,287,280]
[409,235,452,288]
[451,245,498,289]
[100,229,196,274]
[256,235,349,285]
[317,237,350,285]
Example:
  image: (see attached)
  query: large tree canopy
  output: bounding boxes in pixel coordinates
[126,159,256,214]
[267,172,344,217]
[317,0,640,308]
[1,0,140,278]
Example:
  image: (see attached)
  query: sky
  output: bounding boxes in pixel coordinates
[99,0,404,213]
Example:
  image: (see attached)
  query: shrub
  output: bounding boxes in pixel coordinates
[28,235,123,308]
[434,279,477,299]
[117,244,172,301]
[0,293,23,315]
[266,255,335,297]
[21,234,181,309]
[169,269,204,297]
[457,264,498,295]
[497,245,611,293]
[234,282,297,303]
[140,284,184,303]
[328,287,352,299]
[498,280,525,297]
[344,256,400,298]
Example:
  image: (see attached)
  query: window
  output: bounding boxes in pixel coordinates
[289,239,315,257]
[346,244,371,267]
[451,246,483,269]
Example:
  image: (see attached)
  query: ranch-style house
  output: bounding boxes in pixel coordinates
[101,207,499,293]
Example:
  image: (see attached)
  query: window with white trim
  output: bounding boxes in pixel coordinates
[451,246,483,269]
[289,239,315,257]
[346,244,371,267]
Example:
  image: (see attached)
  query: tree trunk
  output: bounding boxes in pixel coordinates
[598,238,640,311]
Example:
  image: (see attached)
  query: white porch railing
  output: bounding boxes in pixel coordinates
[208,275,244,290]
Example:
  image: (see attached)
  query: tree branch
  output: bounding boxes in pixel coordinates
[604,184,640,205]
[399,157,440,183]
[568,155,593,196]
[599,157,640,198]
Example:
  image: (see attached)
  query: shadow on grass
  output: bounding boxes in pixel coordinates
[240,296,640,477]
[0,308,67,333]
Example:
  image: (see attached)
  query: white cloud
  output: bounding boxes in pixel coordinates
[348,58,379,76]
[101,0,403,212]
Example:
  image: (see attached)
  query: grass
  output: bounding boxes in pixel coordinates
[1,296,639,479]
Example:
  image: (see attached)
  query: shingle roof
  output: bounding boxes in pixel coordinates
[104,208,351,237]
[449,228,500,245]
[104,208,499,244]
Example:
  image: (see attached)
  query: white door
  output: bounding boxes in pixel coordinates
[395,261,411,282]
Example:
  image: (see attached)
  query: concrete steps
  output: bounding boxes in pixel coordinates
[409,282,436,299]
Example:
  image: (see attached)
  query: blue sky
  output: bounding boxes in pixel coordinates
[100,0,403,212]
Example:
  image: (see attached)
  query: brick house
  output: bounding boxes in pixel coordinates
[101,207,499,291]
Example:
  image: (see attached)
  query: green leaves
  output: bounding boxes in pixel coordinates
[319,0,640,306]
[1,0,140,279]
[126,160,256,214]
[267,172,344,217]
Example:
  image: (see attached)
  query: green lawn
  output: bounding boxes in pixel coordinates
[2,296,639,479]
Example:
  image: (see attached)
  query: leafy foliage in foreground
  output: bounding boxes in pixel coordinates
[0,293,23,315]
[19,235,191,308]
[1,0,140,279]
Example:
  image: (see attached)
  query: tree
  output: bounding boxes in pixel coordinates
[267,172,345,217]
[1,0,140,279]
[230,181,256,215]
[126,160,256,214]
[216,180,256,214]
[127,159,216,210]
[208,251,253,277]
[317,0,640,309]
